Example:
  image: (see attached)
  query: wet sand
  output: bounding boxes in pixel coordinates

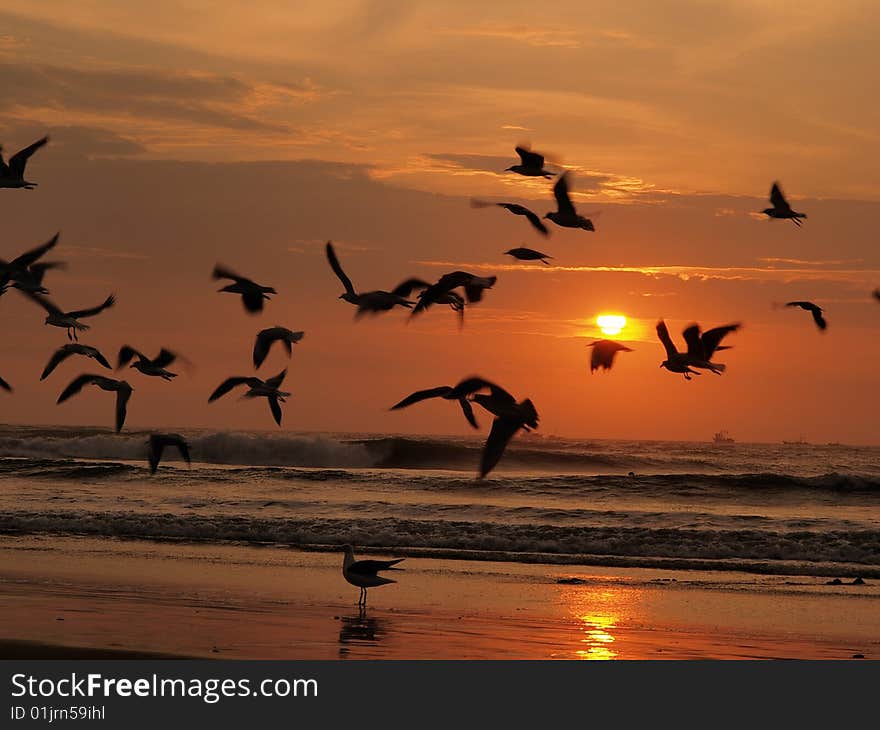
[1,536,877,660]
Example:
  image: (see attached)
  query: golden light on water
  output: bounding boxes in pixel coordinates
[597,314,627,336]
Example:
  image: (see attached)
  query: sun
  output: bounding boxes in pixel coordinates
[596,314,627,336]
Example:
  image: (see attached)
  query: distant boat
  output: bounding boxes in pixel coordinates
[782,436,809,445]
[713,430,735,444]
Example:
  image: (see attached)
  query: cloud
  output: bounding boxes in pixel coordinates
[439,24,582,48]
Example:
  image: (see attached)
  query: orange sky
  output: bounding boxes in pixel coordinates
[1,2,878,443]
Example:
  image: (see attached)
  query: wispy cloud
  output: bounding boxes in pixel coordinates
[440,24,581,48]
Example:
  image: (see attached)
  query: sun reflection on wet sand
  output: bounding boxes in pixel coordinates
[559,584,644,660]
[575,613,618,660]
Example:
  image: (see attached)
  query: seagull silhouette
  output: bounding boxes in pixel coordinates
[390,376,499,429]
[342,545,404,607]
[253,327,304,369]
[545,173,596,231]
[786,301,827,330]
[469,382,539,479]
[586,340,633,372]
[23,291,116,340]
[504,247,553,265]
[0,136,49,189]
[656,321,703,380]
[411,272,496,315]
[117,346,188,380]
[504,146,554,178]
[681,323,740,372]
[147,433,191,474]
[57,375,133,432]
[213,264,276,313]
[208,368,290,426]
[471,200,549,235]
[763,182,807,226]
[0,232,60,292]
[41,344,112,380]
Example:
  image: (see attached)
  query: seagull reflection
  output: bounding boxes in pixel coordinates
[337,609,388,657]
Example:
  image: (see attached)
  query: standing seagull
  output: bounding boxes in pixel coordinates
[253,327,304,368]
[471,200,549,235]
[587,340,633,372]
[57,375,133,432]
[213,265,276,313]
[208,368,290,426]
[545,173,596,231]
[656,321,702,380]
[0,232,60,290]
[682,323,740,372]
[762,182,807,226]
[147,434,191,474]
[0,136,49,189]
[342,545,404,607]
[117,346,187,380]
[504,247,553,265]
[23,291,115,340]
[505,146,554,178]
[786,301,827,331]
[41,344,112,380]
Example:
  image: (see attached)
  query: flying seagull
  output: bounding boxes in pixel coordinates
[208,368,290,426]
[471,200,549,235]
[545,172,596,231]
[586,340,633,372]
[41,344,112,380]
[786,301,827,331]
[0,136,49,189]
[504,247,552,265]
[411,271,497,316]
[57,375,133,432]
[656,321,703,380]
[213,264,276,313]
[325,241,428,316]
[342,544,404,607]
[469,382,539,479]
[390,377,495,429]
[118,346,188,380]
[23,291,116,340]
[7,261,67,295]
[504,146,554,178]
[0,232,60,291]
[253,327,304,368]
[147,433,191,474]
[763,182,807,226]
[681,323,740,373]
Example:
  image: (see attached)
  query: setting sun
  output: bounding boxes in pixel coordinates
[597,314,627,336]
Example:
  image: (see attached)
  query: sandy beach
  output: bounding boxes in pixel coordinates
[1,535,876,660]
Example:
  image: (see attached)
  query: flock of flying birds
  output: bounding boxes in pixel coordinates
[2,138,879,486]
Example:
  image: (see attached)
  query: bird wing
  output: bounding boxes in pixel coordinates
[69,294,115,320]
[812,309,828,330]
[458,397,479,429]
[411,272,469,314]
[26,261,66,284]
[57,374,102,404]
[20,290,64,316]
[268,395,283,426]
[682,324,704,359]
[786,301,814,311]
[151,349,178,368]
[264,368,287,390]
[349,558,404,575]
[451,376,514,402]
[88,347,112,369]
[515,146,544,169]
[11,232,60,269]
[253,329,275,368]
[117,345,145,369]
[0,375,11,392]
[148,436,165,474]
[390,386,454,409]
[391,278,431,298]
[212,264,244,283]
[770,182,791,212]
[700,324,740,359]
[656,321,678,358]
[41,346,76,380]
[552,172,576,215]
[479,417,521,479]
[8,136,49,178]
[208,377,255,402]
[521,207,549,235]
[325,241,356,296]
[176,439,192,466]
[115,384,132,433]
[241,291,265,313]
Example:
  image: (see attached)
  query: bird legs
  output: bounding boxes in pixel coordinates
[357,587,368,608]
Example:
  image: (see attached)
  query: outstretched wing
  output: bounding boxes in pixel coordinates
[451,376,514,403]
[8,136,49,178]
[700,324,740,359]
[212,264,243,283]
[552,172,576,215]
[390,386,453,409]
[117,345,144,369]
[682,324,704,359]
[19,290,64,316]
[208,377,255,402]
[41,346,75,380]
[57,374,101,404]
[325,241,356,296]
[151,349,178,368]
[115,384,132,433]
[11,232,60,269]
[811,309,828,330]
[479,417,521,479]
[656,320,678,359]
[264,368,287,390]
[458,397,479,429]
[268,395,283,426]
[0,375,11,392]
[770,182,791,212]
[391,278,431,298]
[520,206,549,235]
[515,146,544,169]
[253,329,275,368]
[69,294,115,320]
[148,436,165,474]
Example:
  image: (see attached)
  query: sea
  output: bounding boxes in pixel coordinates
[1,425,878,577]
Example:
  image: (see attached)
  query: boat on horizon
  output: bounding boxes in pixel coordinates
[713,430,735,444]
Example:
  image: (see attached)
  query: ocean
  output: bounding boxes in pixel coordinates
[1,426,878,577]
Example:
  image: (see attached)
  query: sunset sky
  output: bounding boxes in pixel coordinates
[1,1,878,443]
